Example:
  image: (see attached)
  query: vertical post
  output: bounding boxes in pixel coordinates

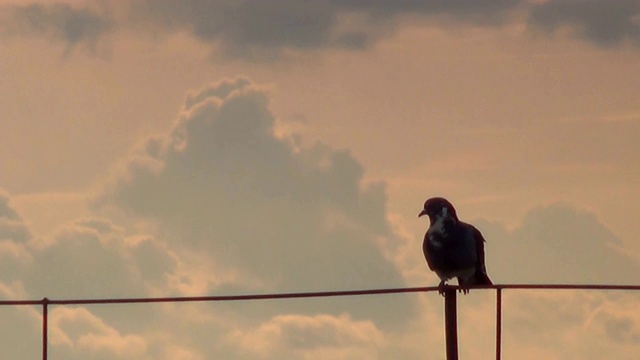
[444,288,459,360]
[496,288,502,360]
[42,298,49,360]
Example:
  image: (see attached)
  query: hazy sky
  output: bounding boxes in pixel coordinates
[1,1,640,359]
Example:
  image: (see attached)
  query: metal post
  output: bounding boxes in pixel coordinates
[496,288,502,360]
[42,298,49,360]
[444,287,458,360]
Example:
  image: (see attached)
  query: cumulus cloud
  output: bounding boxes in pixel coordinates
[593,299,640,344]
[0,189,33,284]
[412,203,640,356]
[96,77,416,328]
[0,99,422,357]
[0,303,41,360]
[227,313,385,359]
[0,189,218,359]
[529,0,640,47]
[158,345,206,360]
[0,193,63,357]
[50,307,148,359]
[23,218,164,299]
[503,290,640,359]
[478,203,640,284]
[0,188,31,243]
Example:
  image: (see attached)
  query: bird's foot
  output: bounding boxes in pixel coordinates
[458,280,470,295]
[438,281,446,296]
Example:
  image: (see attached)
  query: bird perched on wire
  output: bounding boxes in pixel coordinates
[419,197,492,295]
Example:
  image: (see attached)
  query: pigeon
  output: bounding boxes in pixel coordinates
[418,197,492,295]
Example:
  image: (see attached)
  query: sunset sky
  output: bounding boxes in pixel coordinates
[1,1,640,359]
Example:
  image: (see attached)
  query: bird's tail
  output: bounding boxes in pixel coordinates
[474,269,492,286]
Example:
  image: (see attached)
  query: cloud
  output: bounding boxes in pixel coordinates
[0,188,31,243]
[382,208,625,357]
[414,221,640,360]
[24,219,148,299]
[132,0,520,59]
[594,301,640,344]
[1,0,522,60]
[0,189,216,358]
[95,77,416,328]
[0,3,112,54]
[4,0,638,60]
[50,307,148,359]
[0,81,638,358]
[227,313,385,359]
[0,189,33,284]
[0,274,41,359]
[0,189,24,221]
[477,203,640,284]
[502,290,640,359]
[529,0,640,47]
[158,345,206,360]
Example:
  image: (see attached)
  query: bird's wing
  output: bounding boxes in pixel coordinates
[472,226,492,285]
[422,232,437,271]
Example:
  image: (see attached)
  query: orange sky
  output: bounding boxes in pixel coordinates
[1,1,640,359]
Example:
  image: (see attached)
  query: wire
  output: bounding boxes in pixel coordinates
[1,284,639,306]
[2,284,639,360]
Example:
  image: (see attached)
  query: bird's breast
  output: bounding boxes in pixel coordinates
[428,234,445,249]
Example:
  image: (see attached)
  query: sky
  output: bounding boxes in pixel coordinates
[1,0,640,358]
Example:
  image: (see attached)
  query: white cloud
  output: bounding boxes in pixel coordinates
[95,77,417,329]
[0,303,41,359]
[477,203,640,285]
[502,290,640,359]
[1,67,639,358]
[0,189,33,285]
[0,192,182,357]
[591,299,640,344]
[24,220,146,299]
[0,188,31,243]
[50,306,148,359]
[158,345,205,360]
[227,313,385,359]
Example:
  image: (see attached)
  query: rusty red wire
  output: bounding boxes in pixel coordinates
[1,284,639,360]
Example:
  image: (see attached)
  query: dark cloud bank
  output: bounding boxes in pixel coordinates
[530,0,640,47]
[132,0,519,58]
[3,1,638,59]
[0,2,112,53]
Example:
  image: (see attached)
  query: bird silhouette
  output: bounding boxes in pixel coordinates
[419,197,492,295]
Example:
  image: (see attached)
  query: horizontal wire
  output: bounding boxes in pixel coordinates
[1,284,639,306]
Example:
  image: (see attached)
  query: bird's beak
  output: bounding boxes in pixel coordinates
[418,209,428,218]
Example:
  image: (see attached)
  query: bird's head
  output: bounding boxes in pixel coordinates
[418,197,459,225]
